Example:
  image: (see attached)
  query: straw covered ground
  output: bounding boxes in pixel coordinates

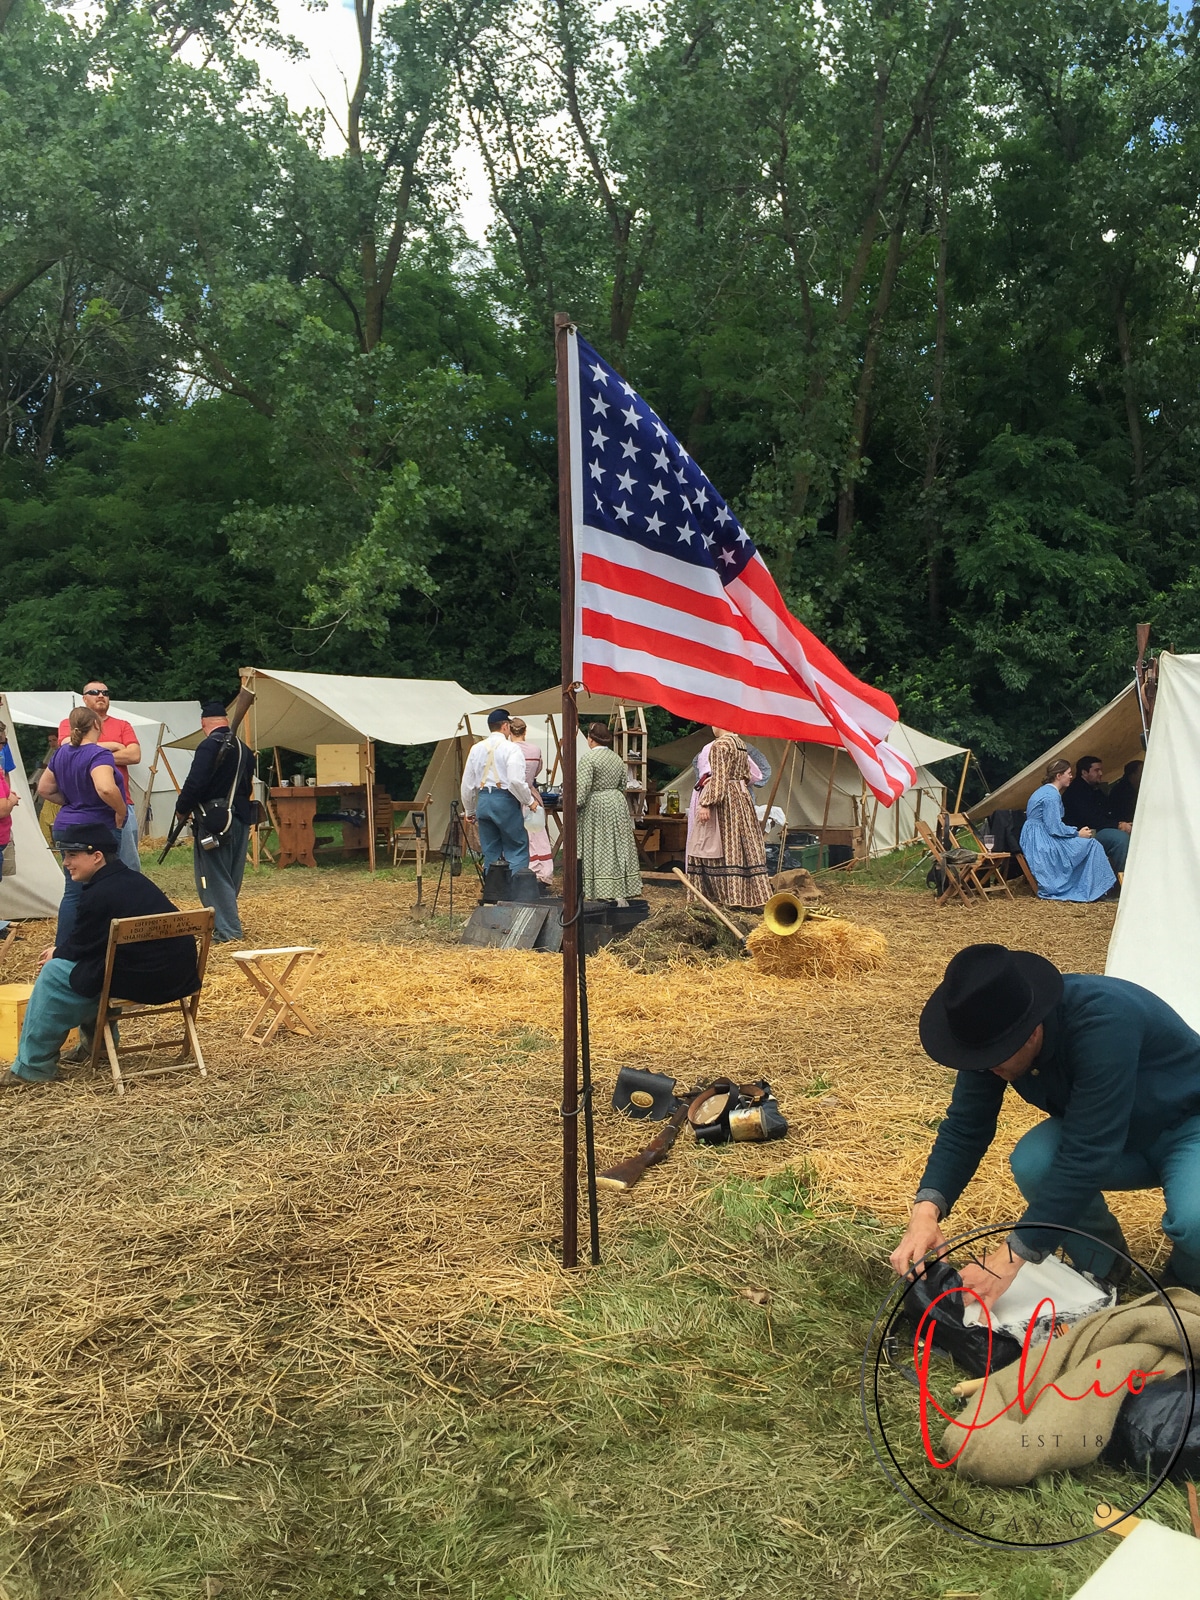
[0,858,1171,1594]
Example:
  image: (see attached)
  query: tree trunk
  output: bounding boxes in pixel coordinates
[1114,291,1144,487]
[924,176,950,627]
[834,192,910,558]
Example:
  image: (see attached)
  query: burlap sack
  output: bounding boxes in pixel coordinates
[940,1289,1200,1485]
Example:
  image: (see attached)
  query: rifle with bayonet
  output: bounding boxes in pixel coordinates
[159,685,256,864]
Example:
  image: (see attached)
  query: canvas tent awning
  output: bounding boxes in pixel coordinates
[968,683,1146,820]
[1106,653,1200,1031]
[207,668,514,754]
[0,692,63,919]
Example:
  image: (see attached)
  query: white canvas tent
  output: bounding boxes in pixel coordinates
[652,723,966,858]
[968,682,1147,820]
[1106,653,1200,1031]
[0,693,63,920]
[209,668,508,756]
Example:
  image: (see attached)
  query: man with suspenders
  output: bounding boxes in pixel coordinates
[460,708,540,873]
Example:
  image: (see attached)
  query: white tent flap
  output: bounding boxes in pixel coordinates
[0,693,64,920]
[1105,654,1200,1031]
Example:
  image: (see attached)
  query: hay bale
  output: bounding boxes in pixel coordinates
[746,916,887,980]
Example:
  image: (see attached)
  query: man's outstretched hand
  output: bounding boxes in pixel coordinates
[890,1201,948,1278]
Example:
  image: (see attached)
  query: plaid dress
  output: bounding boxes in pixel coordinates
[687,733,770,907]
[577,746,642,900]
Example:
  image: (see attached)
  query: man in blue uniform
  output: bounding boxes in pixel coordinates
[890,943,1200,1307]
[4,824,198,1088]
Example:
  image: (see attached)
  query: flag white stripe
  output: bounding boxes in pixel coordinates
[578,636,834,732]
[579,577,791,680]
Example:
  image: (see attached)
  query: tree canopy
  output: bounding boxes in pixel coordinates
[3,0,1200,782]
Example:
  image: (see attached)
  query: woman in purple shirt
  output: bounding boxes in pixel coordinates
[38,706,128,944]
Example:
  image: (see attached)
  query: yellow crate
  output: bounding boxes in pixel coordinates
[0,983,35,1060]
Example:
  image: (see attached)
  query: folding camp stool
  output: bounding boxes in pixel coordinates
[230,946,324,1045]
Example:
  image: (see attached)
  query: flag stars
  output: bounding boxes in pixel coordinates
[652,448,670,472]
[590,362,608,384]
[591,394,610,416]
[718,547,737,567]
[675,468,687,483]
[736,528,751,545]
[589,460,604,482]
[676,525,695,544]
[654,421,668,440]
[702,532,715,549]
[616,468,636,494]
[590,426,609,449]
[648,480,668,504]
[621,380,636,397]
[693,485,709,509]
[621,439,641,460]
[645,512,665,535]
[715,504,731,526]
[622,403,640,428]
[614,501,633,524]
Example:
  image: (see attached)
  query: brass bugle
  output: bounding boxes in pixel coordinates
[763,889,808,937]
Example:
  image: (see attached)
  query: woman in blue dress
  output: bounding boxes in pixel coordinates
[1020,759,1116,902]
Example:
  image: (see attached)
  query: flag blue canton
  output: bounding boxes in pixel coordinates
[576,336,756,585]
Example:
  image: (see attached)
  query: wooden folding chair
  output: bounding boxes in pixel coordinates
[945,813,1015,901]
[86,908,214,1095]
[390,797,430,871]
[230,946,324,1045]
[915,820,972,905]
[1017,854,1040,895]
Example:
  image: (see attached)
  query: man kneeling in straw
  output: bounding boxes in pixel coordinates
[892,943,1200,1301]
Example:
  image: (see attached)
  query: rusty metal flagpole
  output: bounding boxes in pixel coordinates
[555,311,579,1269]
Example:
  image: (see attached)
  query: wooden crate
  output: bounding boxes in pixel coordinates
[0,982,35,1060]
[315,743,368,786]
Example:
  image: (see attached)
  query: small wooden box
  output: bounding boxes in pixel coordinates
[0,982,36,1061]
[315,743,368,786]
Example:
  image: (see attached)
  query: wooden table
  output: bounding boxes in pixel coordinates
[270,784,388,868]
[634,812,689,870]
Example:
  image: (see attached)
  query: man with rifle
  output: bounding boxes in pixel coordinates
[173,696,255,943]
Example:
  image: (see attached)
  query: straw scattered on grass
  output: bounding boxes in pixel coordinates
[0,862,1160,1515]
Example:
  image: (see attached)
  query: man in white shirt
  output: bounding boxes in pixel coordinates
[460,709,540,872]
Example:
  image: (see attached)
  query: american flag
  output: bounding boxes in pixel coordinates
[566,330,916,803]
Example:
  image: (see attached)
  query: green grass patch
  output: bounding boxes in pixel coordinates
[2,1175,1188,1598]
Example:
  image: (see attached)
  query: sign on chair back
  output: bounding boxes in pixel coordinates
[87,908,215,1095]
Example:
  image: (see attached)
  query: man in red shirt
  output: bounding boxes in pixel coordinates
[58,681,142,872]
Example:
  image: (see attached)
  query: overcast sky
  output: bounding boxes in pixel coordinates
[251,0,496,242]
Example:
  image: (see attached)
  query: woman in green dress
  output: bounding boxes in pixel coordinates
[577,724,642,902]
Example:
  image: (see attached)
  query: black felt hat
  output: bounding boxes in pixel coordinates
[200,699,230,719]
[486,708,513,729]
[919,943,1063,1072]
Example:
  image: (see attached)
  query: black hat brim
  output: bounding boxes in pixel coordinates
[919,950,1063,1072]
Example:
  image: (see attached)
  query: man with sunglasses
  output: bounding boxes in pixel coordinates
[57,683,142,872]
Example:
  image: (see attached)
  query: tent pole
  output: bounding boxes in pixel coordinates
[556,310,580,1271]
[366,739,376,873]
[760,741,792,835]
[822,746,839,827]
[953,749,971,813]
